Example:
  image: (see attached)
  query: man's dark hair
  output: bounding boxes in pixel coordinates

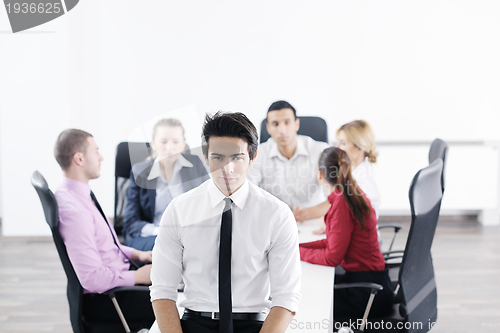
[202,111,258,160]
[54,129,93,171]
[267,100,297,119]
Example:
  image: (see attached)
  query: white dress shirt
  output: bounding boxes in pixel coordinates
[352,159,381,219]
[247,135,330,209]
[150,179,302,313]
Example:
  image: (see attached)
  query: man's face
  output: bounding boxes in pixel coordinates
[82,137,104,180]
[266,108,300,148]
[205,136,255,196]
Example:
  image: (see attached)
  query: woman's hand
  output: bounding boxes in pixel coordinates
[293,206,310,223]
[312,220,326,235]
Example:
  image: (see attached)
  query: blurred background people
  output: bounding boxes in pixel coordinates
[123,119,209,251]
[248,100,329,210]
[299,147,393,323]
[294,120,381,235]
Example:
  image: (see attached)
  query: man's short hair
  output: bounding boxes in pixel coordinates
[267,100,297,119]
[54,129,93,170]
[202,112,258,160]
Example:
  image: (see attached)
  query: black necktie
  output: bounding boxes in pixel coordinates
[219,198,233,333]
[90,191,138,269]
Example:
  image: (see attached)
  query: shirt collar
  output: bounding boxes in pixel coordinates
[268,135,309,159]
[60,177,91,200]
[207,178,250,210]
[147,154,193,180]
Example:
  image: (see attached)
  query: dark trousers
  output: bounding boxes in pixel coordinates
[334,269,394,322]
[181,315,264,333]
[83,289,155,331]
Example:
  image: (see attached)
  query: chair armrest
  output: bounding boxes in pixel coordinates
[378,224,404,232]
[378,224,404,252]
[334,282,383,292]
[103,285,150,295]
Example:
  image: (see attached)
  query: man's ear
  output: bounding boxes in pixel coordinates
[73,152,85,167]
[295,117,300,132]
[249,150,258,167]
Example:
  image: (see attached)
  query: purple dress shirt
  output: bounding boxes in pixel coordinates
[55,177,135,294]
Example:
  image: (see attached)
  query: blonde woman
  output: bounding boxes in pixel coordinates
[293,120,381,235]
[123,119,209,251]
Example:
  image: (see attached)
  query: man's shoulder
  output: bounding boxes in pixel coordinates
[256,138,275,156]
[54,186,87,215]
[298,135,329,149]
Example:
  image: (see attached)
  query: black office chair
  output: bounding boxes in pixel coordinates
[336,159,443,332]
[114,142,153,237]
[31,171,152,333]
[380,138,448,255]
[259,116,329,144]
[428,138,448,194]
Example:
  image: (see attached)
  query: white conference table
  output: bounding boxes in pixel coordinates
[150,218,335,333]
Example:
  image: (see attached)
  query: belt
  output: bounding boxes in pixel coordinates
[183,308,267,322]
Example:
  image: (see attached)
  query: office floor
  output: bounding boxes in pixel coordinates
[0,217,499,332]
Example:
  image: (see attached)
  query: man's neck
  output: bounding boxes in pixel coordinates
[278,139,297,160]
[63,170,89,184]
[214,180,245,197]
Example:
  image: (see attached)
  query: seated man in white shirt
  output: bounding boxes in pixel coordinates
[247,101,330,220]
[150,112,301,333]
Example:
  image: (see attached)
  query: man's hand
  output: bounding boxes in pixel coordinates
[293,205,309,223]
[133,264,152,285]
[131,249,153,263]
[138,250,153,263]
[153,299,183,333]
[259,306,294,333]
[312,220,326,235]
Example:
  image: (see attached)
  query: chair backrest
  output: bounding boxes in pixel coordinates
[428,138,448,193]
[259,116,329,144]
[114,142,153,235]
[397,159,443,331]
[31,171,85,333]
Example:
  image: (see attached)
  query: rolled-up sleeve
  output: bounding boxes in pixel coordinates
[150,201,183,302]
[268,206,302,313]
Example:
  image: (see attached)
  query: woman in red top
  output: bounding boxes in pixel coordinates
[300,147,393,321]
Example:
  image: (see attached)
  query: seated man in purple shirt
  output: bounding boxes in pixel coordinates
[54,128,155,328]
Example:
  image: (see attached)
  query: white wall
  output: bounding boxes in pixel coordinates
[1,0,500,236]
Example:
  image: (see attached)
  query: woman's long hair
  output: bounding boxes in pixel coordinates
[319,147,372,229]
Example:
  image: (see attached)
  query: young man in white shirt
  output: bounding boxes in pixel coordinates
[246,101,330,221]
[150,112,301,333]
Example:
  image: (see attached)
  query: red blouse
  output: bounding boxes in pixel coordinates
[299,189,385,272]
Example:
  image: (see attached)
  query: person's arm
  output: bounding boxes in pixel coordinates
[267,206,302,327]
[260,306,295,333]
[293,200,330,222]
[150,201,184,325]
[58,204,136,293]
[299,239,327,249]
[123,169,153,238]
[152,299,183,333]
[299,202,354,267]
[131,249,152,263]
